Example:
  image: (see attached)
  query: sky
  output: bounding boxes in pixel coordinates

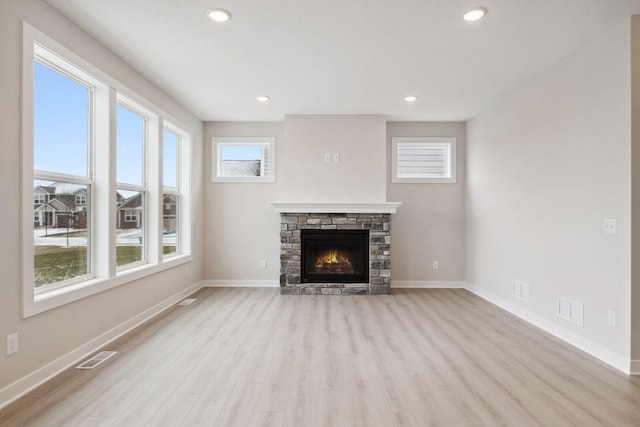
[220,145,261,161]
[34,60,88,177]
[34,60,177,188]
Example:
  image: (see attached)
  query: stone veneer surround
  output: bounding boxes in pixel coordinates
[279,213,391,295]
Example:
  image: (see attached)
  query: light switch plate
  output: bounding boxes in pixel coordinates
[603,219,617,235]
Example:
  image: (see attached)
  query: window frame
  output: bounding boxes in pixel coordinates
[211,137,276,183]
[162,123,187,259]
[115,97,149,272]
[32,45,97,294]
[391,137,457,184]
[21,22,192,318]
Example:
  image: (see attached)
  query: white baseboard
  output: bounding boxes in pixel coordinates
[0,281,203,411]
[464,282,631,375]
[630,360,640,375]
[203,280,464,289]
[204,280,466,289]
[202,279,279,288]
[392,280,465,288]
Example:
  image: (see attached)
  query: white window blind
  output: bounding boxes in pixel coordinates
[392,137,456,183]
[262,144,271,177]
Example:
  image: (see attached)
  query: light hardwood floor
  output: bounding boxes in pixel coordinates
[2,288,640,426]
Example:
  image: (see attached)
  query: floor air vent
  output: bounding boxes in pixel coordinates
[76,351,117,369]
[178,298,196,306]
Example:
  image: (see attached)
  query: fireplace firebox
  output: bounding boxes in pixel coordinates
[301,229,369,283]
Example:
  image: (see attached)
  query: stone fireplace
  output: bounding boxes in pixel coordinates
[272,203,401,295]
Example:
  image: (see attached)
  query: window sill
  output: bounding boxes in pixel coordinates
[391,177,457,184]
[25,254,192,318]
[211,176,275,183]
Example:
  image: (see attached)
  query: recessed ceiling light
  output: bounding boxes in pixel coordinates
[463,7,487,22]
[207,8,231,23]
[404,95,418,102]
[256,95,270,102]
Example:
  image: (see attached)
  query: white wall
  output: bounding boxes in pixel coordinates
[465,19,632,364]
[204,116,389,284]
[0,0,203,396]
[631,16,640,366]
[280,115,387,203]
[203,119,466,287]
[387,122,466,284]
[204,122,284,283]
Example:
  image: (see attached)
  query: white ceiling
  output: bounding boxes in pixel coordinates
[47,0,640,122]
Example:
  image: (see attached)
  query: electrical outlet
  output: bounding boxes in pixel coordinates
[7,333,18,356]
[332,152,340,162]
[260,259,267,269]
[323,153,331,162]
[608,310,616,327]
[432,260,439,270]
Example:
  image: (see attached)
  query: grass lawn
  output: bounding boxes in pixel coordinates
[34,246,88,287]
[34,245,177,287]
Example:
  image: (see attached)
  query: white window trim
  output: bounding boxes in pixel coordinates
[211,137,276,183]
[391,137,457,184]
[116,96,150,271]
[22,22,192,318]
[163,122,191,259]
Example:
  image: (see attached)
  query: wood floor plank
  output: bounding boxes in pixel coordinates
[2,288,640,427]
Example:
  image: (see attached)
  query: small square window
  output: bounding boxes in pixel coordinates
[124,209,138,222]
[212,137,275,183]
[391,137,456,184]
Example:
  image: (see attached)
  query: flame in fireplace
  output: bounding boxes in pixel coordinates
[315,250,351,268]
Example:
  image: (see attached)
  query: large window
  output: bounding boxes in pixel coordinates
[32,49,93,291]
[22,23,192,317]
[116,101,146,269]
[163,128,179,257]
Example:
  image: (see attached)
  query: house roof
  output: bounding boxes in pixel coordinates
[34,186,56,195]
[119,193,143,209]
[42,198,75,212]
[221,160,261,177]
[50,182,86,195]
